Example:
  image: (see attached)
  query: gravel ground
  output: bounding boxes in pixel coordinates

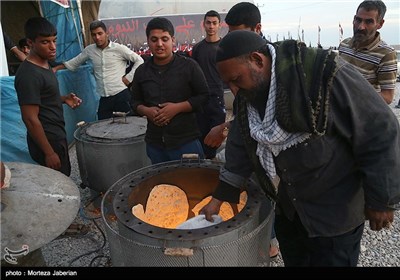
[40,83,400,267]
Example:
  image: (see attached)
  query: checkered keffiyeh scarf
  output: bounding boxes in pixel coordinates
[247,44,311,179]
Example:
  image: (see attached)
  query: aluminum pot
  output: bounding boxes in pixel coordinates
[74,116,151,193]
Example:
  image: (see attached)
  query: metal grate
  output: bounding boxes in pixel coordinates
[101,160,273,267]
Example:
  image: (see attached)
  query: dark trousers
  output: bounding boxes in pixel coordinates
[275,212,364,267]
[97,88,132,120]
[27,135,71,176]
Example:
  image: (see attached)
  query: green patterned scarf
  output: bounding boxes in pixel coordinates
[237,40,338,201]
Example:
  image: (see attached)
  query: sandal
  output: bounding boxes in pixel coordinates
[269,240,279,259]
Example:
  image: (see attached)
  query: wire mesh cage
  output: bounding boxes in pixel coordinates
[101,159,273,267]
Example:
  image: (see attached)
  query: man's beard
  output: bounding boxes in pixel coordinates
[239,68,269,104]
[352,30,373,49]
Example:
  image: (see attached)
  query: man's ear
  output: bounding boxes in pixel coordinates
[377,19,384,30]
[27,38,33,47]
[255,23,262,35]
[250,52,263,68]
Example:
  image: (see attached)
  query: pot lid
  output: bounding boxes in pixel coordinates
[0,162,80,258]
[85,116,147,140]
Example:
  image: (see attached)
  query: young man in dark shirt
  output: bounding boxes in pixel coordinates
[192,10,225,159]
[15,17,81,176]
[131,17,208,164]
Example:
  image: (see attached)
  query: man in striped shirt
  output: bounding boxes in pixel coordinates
[339,0,397,104]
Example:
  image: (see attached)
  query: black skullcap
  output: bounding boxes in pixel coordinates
[216,30,266,62]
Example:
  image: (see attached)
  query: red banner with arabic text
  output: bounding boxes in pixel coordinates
[102,13,228,55]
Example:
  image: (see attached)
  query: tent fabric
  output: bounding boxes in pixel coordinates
[40,0,84,62]
[0,0,41,75]
[0,1,41,48]
[80,0,101,46]
[56,64,100,144]
[0,0,100,49]
[1,23,9,76]
[0,76,36,164]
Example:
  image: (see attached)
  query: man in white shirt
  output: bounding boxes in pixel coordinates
[53,20,144,120]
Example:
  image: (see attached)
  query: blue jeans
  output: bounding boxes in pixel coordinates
[146,139,204,164]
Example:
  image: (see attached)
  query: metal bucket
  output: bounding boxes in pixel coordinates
[74,116,151,193]
[101,159,273,267]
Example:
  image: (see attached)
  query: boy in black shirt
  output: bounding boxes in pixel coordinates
[15,17,81,176]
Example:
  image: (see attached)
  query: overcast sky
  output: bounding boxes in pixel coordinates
[256,0,399,47]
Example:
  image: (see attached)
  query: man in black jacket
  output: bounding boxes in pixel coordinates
[201,30,400,267]
[131,17,209,164]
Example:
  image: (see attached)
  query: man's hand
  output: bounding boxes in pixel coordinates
[45,152,61,171]
[63,93,82,109]
[365,208,394,231]
[52,64,65,73]
[122,76,130,87]
[200,197,223,222]
[153,103,179,126]
[204,123,228,148]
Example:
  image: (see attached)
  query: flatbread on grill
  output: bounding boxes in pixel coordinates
[191,191,247,221]
[132,184,189,229]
